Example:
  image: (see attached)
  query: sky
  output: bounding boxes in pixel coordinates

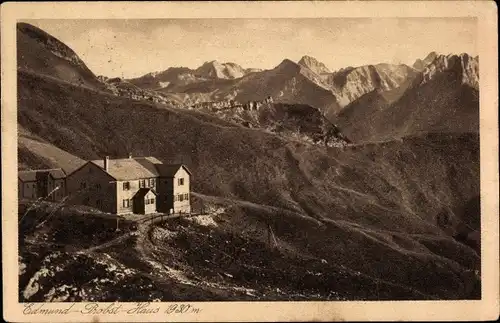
[24,18,477,79]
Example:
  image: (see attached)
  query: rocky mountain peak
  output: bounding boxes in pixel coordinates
[273,59,301,75]
[195,60,247,79]
[326,63,418,107]
[298,55,331,74]
[413,51,438,71]
[277,58,297,67]
[207,60,222,67]
[17,22,85,68]
[421,53,479,89]
[424,51,438,62]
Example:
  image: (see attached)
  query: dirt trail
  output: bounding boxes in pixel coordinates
[76,232,134,255]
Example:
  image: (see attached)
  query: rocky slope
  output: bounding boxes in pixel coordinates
[188,100,351,147]
[97,76,181,105]
[421,53,479,90]
[335,53,479,142]
[325,63,418,108]
[229,59,341,115]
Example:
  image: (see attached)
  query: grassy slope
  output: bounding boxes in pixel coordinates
[17,23,104,91]
[18,69,480,300]
[18,135,85,173]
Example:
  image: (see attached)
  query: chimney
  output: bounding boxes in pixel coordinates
[104,156,109,171]
[129,152,133,159]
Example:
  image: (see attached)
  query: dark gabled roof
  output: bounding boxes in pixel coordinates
[47,169,66,179]
[133,188,158,199]
[134,156,162,175]
[156,164,192,177]
[18,168,66,182]
[70,156,191,181]
[18,171,37,182]
[90,158,159,181]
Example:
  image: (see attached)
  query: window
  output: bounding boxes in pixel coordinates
[149,178,155,187]
[80,182,87,190]
[123,182,130,190]
[123,199,130,208]
[179,194,184,202]
[184,193,189,201]
[178,178,184,186]
[151,198,155,204]
[96,199,102,208]
[95,183,101,191]
[139,179,145,188]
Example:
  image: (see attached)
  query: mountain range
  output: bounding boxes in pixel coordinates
[125,49,478,136]
[17,22,481,301]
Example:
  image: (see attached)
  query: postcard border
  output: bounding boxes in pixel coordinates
[2,1,499,322]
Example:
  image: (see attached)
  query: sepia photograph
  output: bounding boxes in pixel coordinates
[2,1,499,322]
